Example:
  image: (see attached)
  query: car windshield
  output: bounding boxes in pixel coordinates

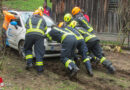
[43,15,55,27]
[20,12,55,27]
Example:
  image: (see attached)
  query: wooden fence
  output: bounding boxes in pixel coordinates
[50,0,129,34]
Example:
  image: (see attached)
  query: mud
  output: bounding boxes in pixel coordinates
[0,48,130,90]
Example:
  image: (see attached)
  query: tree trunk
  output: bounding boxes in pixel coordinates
[0,0,3,49]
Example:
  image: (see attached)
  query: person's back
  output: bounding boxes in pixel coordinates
[74,13,94,33]
[75,27,99,43]
[47,26,73,43]
[64,26,84,40]
[26,14,47,36]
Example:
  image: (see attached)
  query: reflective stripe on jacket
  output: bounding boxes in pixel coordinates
[75,27,99,43]
[47,27,73,43]
[26,15,47,36]
[74,13,94,33]
[64,26,84,40]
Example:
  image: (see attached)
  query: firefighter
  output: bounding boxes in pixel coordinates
[46,26,80,77]
[71,7,94,33]
[2,10,19,48]
[69,20,116,74]
[24,9,47,74]
[58,22,93,76]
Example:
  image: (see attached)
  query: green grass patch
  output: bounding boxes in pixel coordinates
[100,40,121,46]
[3,0,52,11]
[95,71,130,88]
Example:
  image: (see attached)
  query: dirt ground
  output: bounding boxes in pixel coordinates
[0,48,130,90]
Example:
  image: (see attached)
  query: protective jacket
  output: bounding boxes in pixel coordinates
[75,27,99,43]
[3,11,16,30]
[74,13,94,33]
[26,15,47,37]
[46,27,73,43]
[64,26,84,41]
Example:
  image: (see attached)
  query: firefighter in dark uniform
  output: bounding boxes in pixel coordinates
[46,26,79,77]
[24,9,47,74]
[72,7,94,33]
[58,22,93,76]
[69,20,116,74]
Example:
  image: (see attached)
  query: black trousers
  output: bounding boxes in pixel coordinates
[77,39,89,60]
[24,34,45,71]
[60,35,77,64]
[87,40,103,59]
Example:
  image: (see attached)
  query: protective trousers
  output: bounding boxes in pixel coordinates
[60,35,78,70]
[77,39,92,72]
[87,40,105,63]
[87,40,115,73]
[24,34,45,72]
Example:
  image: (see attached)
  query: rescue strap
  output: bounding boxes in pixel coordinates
[78,29,96,42]
[26,54,33,60]
[82,20,93,32]
[65,28,84,40]
[83,58,90,63]
[100,57,106,64]
[36,61,43,66]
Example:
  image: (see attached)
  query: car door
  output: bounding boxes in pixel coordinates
[7,19,23,47]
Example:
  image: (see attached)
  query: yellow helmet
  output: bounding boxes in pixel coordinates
[69,20,78,28]
[72,7,81,15]
[38,6,44,11]
[64,13,72,22]
[58,22,64,28]
[33,9,43,16]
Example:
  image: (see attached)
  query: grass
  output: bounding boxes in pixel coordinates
[95,71,130,88]
[2,0,52,11]
[100,40,121,46]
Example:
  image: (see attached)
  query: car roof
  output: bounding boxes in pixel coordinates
[9,10,56,27]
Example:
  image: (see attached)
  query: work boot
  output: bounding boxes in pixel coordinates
[70,67,80,77]
[36,66,44,75]
[68,62,80,77]
[102,60,116,74]
[25,63,33,71]
[85,61,93,77]
[37,70,44,75]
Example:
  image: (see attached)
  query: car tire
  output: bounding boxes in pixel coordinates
[18,40,25,60]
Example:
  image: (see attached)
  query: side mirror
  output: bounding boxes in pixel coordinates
[10,21,18,26]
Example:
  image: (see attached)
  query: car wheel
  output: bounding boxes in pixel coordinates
[18,40,25,60]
